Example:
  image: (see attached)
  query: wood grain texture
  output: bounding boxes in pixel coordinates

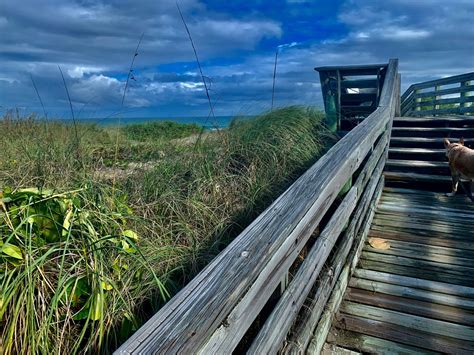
[246,126,389,355]
[282,176,385,354]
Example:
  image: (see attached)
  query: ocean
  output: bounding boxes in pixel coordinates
[71,115,253,129]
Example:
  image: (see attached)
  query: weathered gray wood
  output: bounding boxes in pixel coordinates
[361,252,474,278]
[328,329,438,355]
[401,72,474,102]
[340,301,474,341]
[354,269,474,298]
[413,95,474,108]
[367,237,474,259]
[394,116,474,123]
[406,72,474,92]
[322,343,361,355]
[246,127,390,355]
[115,59,399,354]
[409,106,474,117]
[336,313,474,354]
[368,229,474,252]
[282,176,384,354]
[412,83,473,99]
[346,287,474,326]
[306,266,350,354]
[363,242,474,267]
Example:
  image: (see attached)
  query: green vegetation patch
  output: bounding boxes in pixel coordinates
[122,120,202,142]
[0,106,335,353]
[0,186,168,354]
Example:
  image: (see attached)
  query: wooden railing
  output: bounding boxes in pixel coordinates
[115,59,400,355]
[401,72,474,117]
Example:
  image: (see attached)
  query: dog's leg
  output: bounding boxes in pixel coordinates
[457,179,474,202]
[447,174,459,197]
[468,180,474,202]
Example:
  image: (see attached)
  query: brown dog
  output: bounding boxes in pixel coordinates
[444,137,474,201]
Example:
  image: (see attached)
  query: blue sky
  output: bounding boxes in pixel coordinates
[0,0,473,119]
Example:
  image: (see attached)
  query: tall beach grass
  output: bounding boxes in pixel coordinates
[0,106,334,353]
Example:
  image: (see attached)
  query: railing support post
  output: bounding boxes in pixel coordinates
[461,80,471,115]
[395,73,401,117]
[414,89,421,115]
[435,85,441,115]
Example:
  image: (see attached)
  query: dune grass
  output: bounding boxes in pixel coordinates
[0,106,334,353]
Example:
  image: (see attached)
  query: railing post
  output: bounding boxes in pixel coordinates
[395,73,401,117]
[460,80,471,115]
[435,85,441,115]
[414,89,421,115]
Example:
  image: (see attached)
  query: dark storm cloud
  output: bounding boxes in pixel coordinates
[0,0,472,117]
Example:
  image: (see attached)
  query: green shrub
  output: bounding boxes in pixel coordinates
[0,186,167,354]
[122,121,202,142]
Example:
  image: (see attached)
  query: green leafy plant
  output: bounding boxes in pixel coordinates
[0,187,167,354]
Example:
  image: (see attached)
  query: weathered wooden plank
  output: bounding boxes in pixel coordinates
[363,244,474,267]
[385,159,447,168]
[382,188,474,206]
[340,301,474,341]
[366,237,474,259]
[377,202,474,221]
[412,84,473,99]
[346,287,474,326]
[409,106,474,117]
[349,278,474,311]
[371,218,474,238]
[392,126,474,134]
[281,175,385,354]
[353,269,474,298]
[389,147,446,155]
[328,328,438,355]
[383,171,451,184]
[380,192,474,211]
[375,202,474,223]
[306,266,350,354]
[245,129,390,355]
[405,72,474,92]
[361,251,474,277]
[374,211,470,232]
[335,313,474,354]
[359,259,474,287]
[413,95,474,107]
[394,115,474,124]
[322,343,361,355]
[368,229,474,251]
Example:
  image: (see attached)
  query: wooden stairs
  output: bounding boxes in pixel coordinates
[324,115,474,354]
[384,115,474,193]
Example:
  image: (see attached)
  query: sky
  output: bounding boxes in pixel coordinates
[0,0,473,119]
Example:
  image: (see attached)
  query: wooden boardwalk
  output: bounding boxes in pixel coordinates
[116,64,474,355]
[326,187,474,354]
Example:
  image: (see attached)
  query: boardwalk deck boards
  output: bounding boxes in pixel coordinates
[327,188,474,353]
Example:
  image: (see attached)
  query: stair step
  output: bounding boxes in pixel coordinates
[394,116,474,128]
[384,171,451,184]
[388,148,446,161]
[392,127,474,138]
[389,137,474,149]
[386,159,449,175]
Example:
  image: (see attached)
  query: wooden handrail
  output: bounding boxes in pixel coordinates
[401,72,474,117]
[115,59,399,354]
